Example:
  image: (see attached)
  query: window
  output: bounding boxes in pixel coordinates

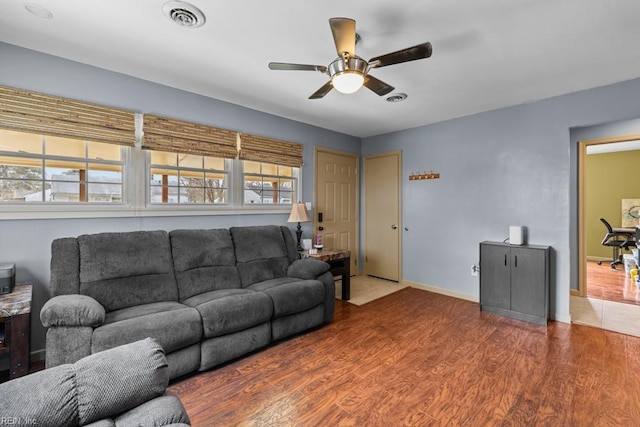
[0,86,306,218]
[0,129,124,203]
[243,161,297,205]
[148,150,229,204]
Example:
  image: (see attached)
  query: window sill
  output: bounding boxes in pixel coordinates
[0,204,292,220]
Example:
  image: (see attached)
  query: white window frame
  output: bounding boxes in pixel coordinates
[0,132,133,219]
[0,132,302,219]
[239,160,301,210]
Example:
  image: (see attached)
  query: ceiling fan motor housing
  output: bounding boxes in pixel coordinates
[328,56,368,78]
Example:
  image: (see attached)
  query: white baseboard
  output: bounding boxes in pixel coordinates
[402,280,478,303]
[402,279,570,325]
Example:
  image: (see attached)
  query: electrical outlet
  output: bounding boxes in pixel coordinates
[471,265,479,276]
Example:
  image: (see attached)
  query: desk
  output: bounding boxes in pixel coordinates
[0,284,32,379]
[302,249,351,301]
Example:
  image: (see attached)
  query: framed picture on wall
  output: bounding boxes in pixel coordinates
[622,199,640,227]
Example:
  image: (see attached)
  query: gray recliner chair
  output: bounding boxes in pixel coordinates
[0,338,190,427]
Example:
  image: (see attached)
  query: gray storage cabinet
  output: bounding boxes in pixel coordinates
[479,241,550,325]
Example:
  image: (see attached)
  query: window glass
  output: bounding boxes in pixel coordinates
[148,150,229,205]
[243,161,298,205]
[150,151,177,167]
[87,141,121,161]
[0,130,42,154]
[46,136,86,158]
[0,129,124,204]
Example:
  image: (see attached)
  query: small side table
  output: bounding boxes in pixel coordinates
[302,249,351,301]
[0,283,32,379]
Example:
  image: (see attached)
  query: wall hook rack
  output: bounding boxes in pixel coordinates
[409,171,440,181]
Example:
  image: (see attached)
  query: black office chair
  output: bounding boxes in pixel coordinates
[597,218,636,269]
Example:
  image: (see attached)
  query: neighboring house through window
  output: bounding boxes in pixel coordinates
[243,160,297,205]
[148,150,229,204]
[0,129,124,203]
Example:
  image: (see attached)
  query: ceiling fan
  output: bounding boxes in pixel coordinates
[268,17,433,99]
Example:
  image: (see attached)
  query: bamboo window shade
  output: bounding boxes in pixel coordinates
[143,115,238,158]
[239,133,303,167]
[0,85,135,146]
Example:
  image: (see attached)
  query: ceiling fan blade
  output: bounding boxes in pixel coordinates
[329,17,356,58]
[369,42,433,68]
[363,74,395,96]
[309,81,334,99]
[269,62,327,73]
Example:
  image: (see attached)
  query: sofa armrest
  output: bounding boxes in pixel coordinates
[114,394,191,426]
[0,338,172,427]
[287,258,330,280]
[41,294,105,328]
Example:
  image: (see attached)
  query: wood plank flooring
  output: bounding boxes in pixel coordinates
[587,260,640,305]
[168,287,640,426]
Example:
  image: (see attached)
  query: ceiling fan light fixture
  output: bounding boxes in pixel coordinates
[328,56,368,94]
[332,71,365,94]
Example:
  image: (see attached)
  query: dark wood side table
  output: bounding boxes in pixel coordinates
[302,249,351,301]
[0,283,32,379]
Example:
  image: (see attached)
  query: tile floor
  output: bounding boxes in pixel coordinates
[335,275,407,306]
[571,295,640,337]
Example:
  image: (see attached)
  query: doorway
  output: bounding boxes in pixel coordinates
[314,147,358,274]
[578,135,640,302]
[363,151,402,281]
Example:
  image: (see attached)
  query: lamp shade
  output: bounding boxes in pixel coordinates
[287,202,310,223]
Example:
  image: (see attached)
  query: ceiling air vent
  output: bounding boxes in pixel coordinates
[386,93,408,103]
[162,1,205,28]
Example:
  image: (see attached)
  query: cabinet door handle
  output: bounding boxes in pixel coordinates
[504,254,507,266]
[514,255,518,267]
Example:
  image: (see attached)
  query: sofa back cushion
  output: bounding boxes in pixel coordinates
[170,228,242,300]
[78,231,179,311]
[230,225,292,287]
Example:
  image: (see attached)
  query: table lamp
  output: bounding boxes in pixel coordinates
[287,202,311,251]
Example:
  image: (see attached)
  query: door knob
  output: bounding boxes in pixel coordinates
[391,224,398,229]
[318,226,324,231]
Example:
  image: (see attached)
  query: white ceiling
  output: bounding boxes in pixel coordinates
[2,0,640,138]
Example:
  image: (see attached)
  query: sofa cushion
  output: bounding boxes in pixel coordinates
[78,231,179,311]
[182,289,272,338]
[93,303,202,354]
[247,278,325,317]
[230,225,291,286]
[170,229,242,300]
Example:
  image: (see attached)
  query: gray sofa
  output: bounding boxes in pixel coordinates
[41,225,334,379]
[0,338,190,427]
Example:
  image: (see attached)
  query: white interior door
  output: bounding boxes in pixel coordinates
[364,151,401,281]
[315,148,358,273]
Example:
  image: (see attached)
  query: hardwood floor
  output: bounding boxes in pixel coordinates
[168,287,640,426]
[587,260,640,305]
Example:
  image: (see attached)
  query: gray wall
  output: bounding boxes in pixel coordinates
[362,78,640,323]
[4,39,640,358]
[0,42,361,356]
